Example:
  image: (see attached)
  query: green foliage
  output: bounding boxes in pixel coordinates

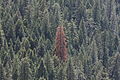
[0,64,5,80]
[44,52,55,80]
[92,0,100,24]
[0,24,5,49]
[12,56,19,80]
[66,58,76,80]
[0,0,120,80]
[18,58,32,80]
[57,65,67,80]
[35,59,48,80]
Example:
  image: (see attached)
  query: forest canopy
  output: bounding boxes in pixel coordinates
[0,0,120,80]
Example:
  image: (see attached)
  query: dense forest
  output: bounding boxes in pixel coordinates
[0,0,120,80]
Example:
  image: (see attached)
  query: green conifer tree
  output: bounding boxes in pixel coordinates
[57,65,67,80]
[18,58,32,80]
[15,19,25,41]
[110,53,120,80]
[12,56,19,80]
[92,0,100,24]
[66,58,76,80]
[0,63,5,80]
[35,59,48,80]
[0,24,5,49]
[100,68,111,80]
[102,31,109,68]
[44,52,55,80]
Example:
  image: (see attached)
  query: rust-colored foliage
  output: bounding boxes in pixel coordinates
[54,26,68,61]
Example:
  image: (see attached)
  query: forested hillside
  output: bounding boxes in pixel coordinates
[0,0,120,80]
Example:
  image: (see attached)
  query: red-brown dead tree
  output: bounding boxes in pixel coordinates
[54,26,68,61]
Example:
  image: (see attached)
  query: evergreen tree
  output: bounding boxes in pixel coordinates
[14,38,21,53]
[36,37,46,57]
[57,65,67,80]
[102,31,109,68]
[41,8,51,40]
[15,19,25,41]
[12,55,19,80]
[66,58,76,80]
[21,37,30,50]
[110,53,120,80]
[83,56,93,80]
[0,63,5,80]
[54,26,68,61]
[92,0,101,24]
[90,38,98,64]
[4,60,12,80]
[35,59,48,80]
[44,52,55,80]
[0,24,5,49]
[50,3,62,37]
[52,3,61,26]
[100,68,111,80]
[18,58,32,80]
[78,19,87,46]
[75,1,87,25]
